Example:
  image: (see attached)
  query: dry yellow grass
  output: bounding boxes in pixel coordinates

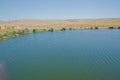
[0,19,120,34]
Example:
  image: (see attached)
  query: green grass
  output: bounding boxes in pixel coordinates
[38,29,46,32]
[0,30,30,40]
[0,28,49,41]
[24,28,29,33]
[2,31,16,38]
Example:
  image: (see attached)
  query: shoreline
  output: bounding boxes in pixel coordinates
[1,19,120,41]
[0,26,120,41]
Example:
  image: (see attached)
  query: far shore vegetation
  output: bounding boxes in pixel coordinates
[0,26,120,41]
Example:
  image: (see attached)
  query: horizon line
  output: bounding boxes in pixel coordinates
[1,18,120,22]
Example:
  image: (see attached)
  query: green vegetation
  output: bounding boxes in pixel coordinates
[0,28,49,40]
[94,27,99,29]
[0,34,3,40]
[38,29,47,32]
[108,26,115,29]
[90,27,93,29]
[24,28,29,33]
[1,26,120,41]
[2,31,17,38]
[48,28,54,32]
[69,27,72,30]
[0,29,30,40]
[0,28,51,41]
[42,29,47,32]
[117,27,120,29]
[17,30,25,35]
[61,28,66,31]
[32,29,38,33]
[32,29,47,33]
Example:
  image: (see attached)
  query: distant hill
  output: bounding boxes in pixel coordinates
[1,18,120,23]
[0,18,120,34]
[0,18,120,29]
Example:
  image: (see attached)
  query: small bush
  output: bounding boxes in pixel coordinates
[17,30,25,35]
[108,27,115,29]
[69,28,72,30]
[42,29,47,31]
[48,28,54,32]
[32,29,38,33]
[1,31,17,39]
[94,27,99,29]
[0,34,3,40]
[117,27,120,29]
[61,28,66,31]
[38,29,45,32]
[90,27,93,29]
[24,28,29,33]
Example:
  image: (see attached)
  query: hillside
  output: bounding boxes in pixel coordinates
[0,18,120,34]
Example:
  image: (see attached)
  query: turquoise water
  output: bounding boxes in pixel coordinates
[0,30,120,80]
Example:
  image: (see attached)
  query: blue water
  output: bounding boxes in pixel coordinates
[0,30,120,80]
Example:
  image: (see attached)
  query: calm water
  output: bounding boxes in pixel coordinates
[0,30,120,80]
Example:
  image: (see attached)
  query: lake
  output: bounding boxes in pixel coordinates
[0,30,120,80]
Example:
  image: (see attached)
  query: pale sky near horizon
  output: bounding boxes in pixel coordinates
[0,0,120,21]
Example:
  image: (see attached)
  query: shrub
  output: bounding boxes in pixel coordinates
[48,28,54,32]
[117,27,120,29]
[69,28,72,30]
[39,29,46,32]
[32,29,38,33]
[90,27,93,29]
[1,31,17,39]
[0,34,3,40]
[61,28,66,31]
[108,27,115,29]
[42,29,47,31]
[94,27,99,29]
[17,30,25,35]
[24,28,29,33]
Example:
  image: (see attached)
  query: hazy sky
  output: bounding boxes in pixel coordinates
[0,0,120,20]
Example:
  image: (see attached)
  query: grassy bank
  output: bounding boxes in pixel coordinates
[0,29,47,41]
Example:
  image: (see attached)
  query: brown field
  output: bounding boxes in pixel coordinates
[0,18,120,34]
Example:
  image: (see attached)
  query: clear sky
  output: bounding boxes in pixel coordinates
[0,0,120,21]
